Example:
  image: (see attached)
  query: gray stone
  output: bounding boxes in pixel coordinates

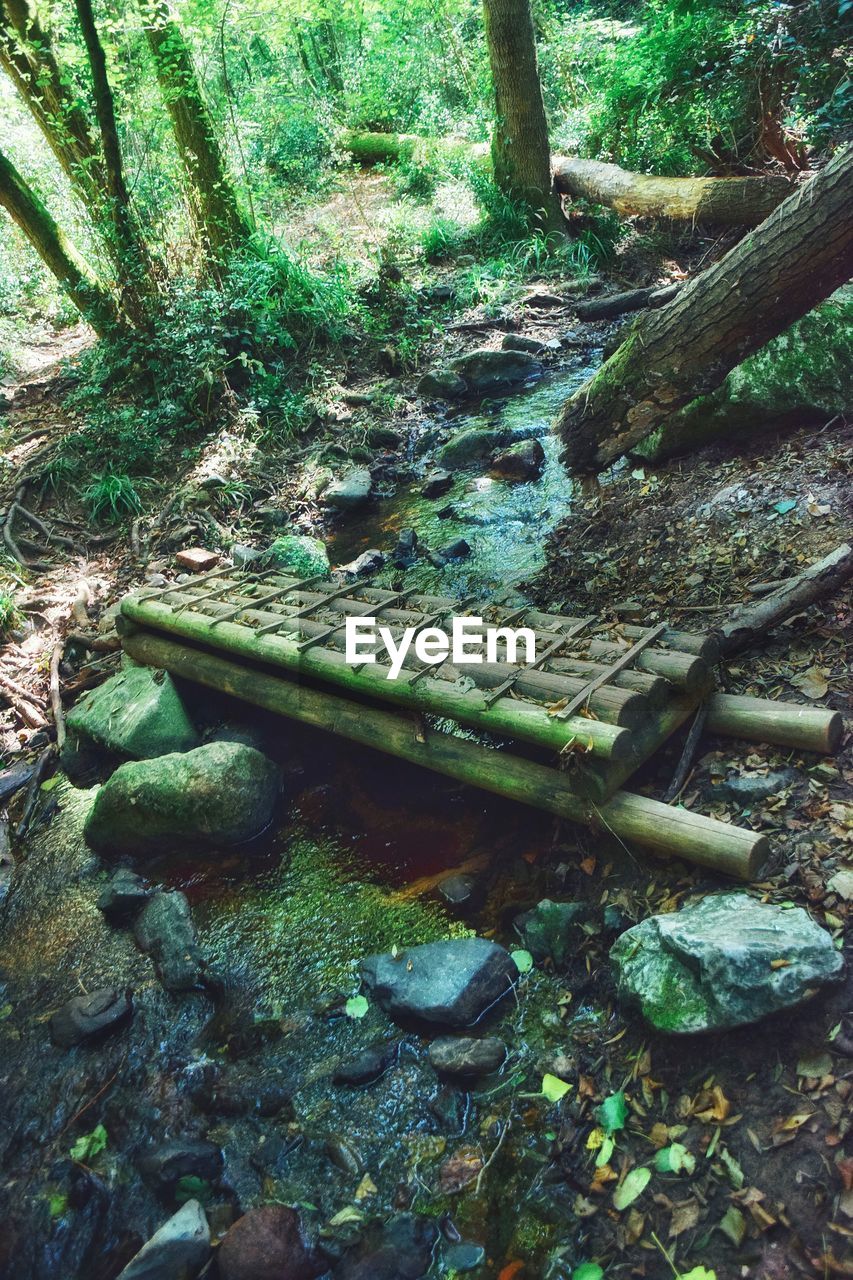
[84,742,280,856]
[438,873,477,908]
[447,348,542,395]
[140,1139,223,1193]
[428,1035,506,1078]
[134,891,205,991]
[611,892,844,1034]
[336,1213,438,1280]
[444,1242,486,1272]
[97,868,152,922]
[333,1039,400,1086]
[501,334,560,356]
[338,549,385,577]
[231,543,263,569]
[267,534,330,579]
[361,937,517,1028]
[709,768,799,806]
[116,1200,211,1280]
[418,369,468,400]
[65,667,199,761]
[421,470,453,499]
[393,527,419,568]
[366,424,403,450]
[50,987,132,1047]
[437,426,510,470]
[514,899,592,968]
[324,468,372,512]
[438,538,470,561]
[490,437,545,481]
[191,1065,292,1118]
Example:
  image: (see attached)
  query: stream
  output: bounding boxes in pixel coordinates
[0,354,623,1280]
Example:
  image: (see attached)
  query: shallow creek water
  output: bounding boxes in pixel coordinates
[0,355,625,1279]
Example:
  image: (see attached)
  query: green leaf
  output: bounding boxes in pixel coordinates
[70,1124,108,1162]
[654,1142,696,1175]
[719,1205,746,1246]
[612,1165,650,1210]
[40,776,61,792]
[796,1050,832,1077]
[678,1269,717,1280]
[46,1190,68,1218]
[541,1073,572,1103]
[511,949,534,973]
[572,1264,604,1280]
[175,1175,212,1204]
[596,1090,628,1134]
[595,1135,615,1169]
[0,1003,12,1020]
[345,995,369,1019]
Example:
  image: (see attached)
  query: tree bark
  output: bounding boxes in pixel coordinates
[0,146,121,335]
[139,0,251,265]
[552,156,795,226]
[74,0,155,321]
[555,145,853,474]
[481,0,564,232]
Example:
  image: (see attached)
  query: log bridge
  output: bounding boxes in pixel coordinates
[118,569,843,883]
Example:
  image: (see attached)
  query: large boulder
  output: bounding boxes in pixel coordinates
[217,1205,324,1280]
[490,437,546,481]
[134,891,205,991]
[361,937,517,1028]
[323,468,372,512]
[437,426,511,470]
[611,892,844,1034]
[633,286,852,462]
[116,1200,210,1280]
[84,742,280,856]
[267,535,330,579]
[65,667,199,761]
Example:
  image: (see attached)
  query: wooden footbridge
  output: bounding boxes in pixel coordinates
[118,567,842,882]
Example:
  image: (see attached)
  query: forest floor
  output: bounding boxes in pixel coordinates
[0,180,852,1279]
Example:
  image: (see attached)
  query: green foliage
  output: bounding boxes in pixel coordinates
[0,590,22,639]
[596,1090,628,1134]
[69,1124,108,1162]
[80,472,143,523]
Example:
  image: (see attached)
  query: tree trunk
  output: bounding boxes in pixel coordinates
[342,131,795,228]
[556,145,853,474]
[552,156,795,226]
[139,0,251,265]
[481,0,564,232]
[74,0,155,322]
[0,146,121,336]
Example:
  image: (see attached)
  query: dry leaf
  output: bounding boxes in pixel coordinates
[669,1198,701,1238]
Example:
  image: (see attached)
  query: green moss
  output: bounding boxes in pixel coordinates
[635,286,853,461]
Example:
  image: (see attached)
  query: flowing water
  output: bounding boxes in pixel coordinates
[0,356,615,1279]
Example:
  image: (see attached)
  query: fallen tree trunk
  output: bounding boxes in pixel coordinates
[551,156,794,226]
[556,145,853,474]
[342,131,795,227]
[719,542,853,655]
[575,281,682,322]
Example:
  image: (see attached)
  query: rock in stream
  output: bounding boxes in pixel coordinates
[361,937,517,1028]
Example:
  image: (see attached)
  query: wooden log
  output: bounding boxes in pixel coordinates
[706,693,843,754]
[719,542,853,655]
[341,131,793,229]
[121,595,631,762]
[575,282,682,322]
[145,588,645,726]
[121,627,768,880]
[551,155,794,226]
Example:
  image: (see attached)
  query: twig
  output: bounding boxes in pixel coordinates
[15,743,56,840]
[663,701,708,804]
[0,670,47,729]
[475,1116,511,1195]
[49,643,66,748]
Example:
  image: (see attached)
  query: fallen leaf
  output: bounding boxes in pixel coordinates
[669,1197,700,1238]
[791,668,829,699]
[797,1050,833,1077]
[720,1205,746,1245]
[597,1091,628,1134]
[542,1073,572,1103]
[354,1173,377,1200]
[692,1085,730,1122]
[613,1166,651,1210]
[439,1147,483,1195]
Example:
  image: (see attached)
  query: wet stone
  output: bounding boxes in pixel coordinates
[97,868,152,923]
[418,368,467,400]
[335,1212,438,1280]
[437,873,477,909]
[116,1199,210,1280]
[191,1064,293,1118]
[140,1139,223,1194]
[421,469,453,499]
[338,548,385,576]
[437,538,471,561]
[444,1241,486,1272]
[393,527,420,567]
[50,987,132,1048]
[134,891,204,992]
[501,333,560,356]
[324,467,372,512]
[514,899,593,968]
[708,767,799,806]
[446,348,542,396]
[361,937,517,1028]
[490,437,546,482]
[429,1036,506,1079]
[218,1205,324,1280]
[333,1038,400,1086]
[64,666,199,762]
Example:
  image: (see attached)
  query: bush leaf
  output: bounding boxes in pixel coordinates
[596,1090,628,1134]
[612,1165,650,1210]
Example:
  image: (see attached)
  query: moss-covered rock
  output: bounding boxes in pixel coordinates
[611,892,843,1033]
[634,286,853,462]
[64,666,199,761]
[266,534,330,578]
[84,741,281,856]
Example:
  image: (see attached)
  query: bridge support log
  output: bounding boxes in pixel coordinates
[706,693,843,754]
[121,627,768,881]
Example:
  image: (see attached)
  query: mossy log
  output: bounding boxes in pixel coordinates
[121,627,768,880]
[121,593,632,760]
[342,130,794,227]
[555,145,853,474]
